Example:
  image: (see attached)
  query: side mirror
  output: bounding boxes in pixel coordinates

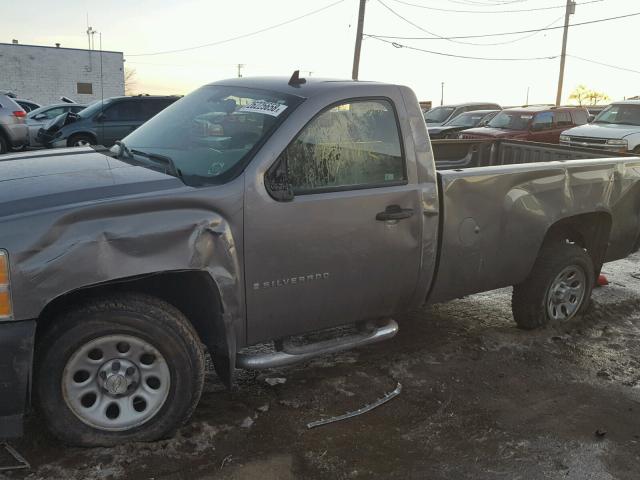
[95,112,106,122]
[34,113,47,120]
[588,115,595,123]
[265,160,294,202]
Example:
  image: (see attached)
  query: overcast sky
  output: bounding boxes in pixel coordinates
[1,0,638,105]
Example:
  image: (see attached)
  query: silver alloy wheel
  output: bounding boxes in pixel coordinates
[74,139,91,146]
[62,334,171,431]
[546,265,587,321]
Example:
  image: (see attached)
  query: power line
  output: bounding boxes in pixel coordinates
[377,0,563,46]
[367,34,640,75]
[567,54,640,74]
[388,0,603,14]
[128,0,345,56]
[368,10,640,40]
[367,35,559,60]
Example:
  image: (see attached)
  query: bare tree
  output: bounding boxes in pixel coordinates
[124,67,137,95]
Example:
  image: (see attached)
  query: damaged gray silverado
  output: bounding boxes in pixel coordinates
[1,74,640,446]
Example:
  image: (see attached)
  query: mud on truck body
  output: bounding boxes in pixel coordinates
[1,74,640,446]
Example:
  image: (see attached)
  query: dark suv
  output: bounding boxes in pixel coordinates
[459,105,589,143]
[38,95,180,148]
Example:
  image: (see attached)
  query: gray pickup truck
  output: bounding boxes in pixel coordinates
[2,74,640,446]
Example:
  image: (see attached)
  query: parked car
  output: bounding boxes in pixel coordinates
[424,102,501,126]
[15,99,41,113]
[37,95,180,148]
[0,91,41,114]
[459,105,589,143]
[0,93,28,153]
[1,75,640,446]
[428,109,499,139]
[26,103,87,146]
[560,101,640,153]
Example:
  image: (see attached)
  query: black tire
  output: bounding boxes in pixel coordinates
[67,133,96,147]
[512,242,594,330]
[35,294,205,447]
[0,134,7,154]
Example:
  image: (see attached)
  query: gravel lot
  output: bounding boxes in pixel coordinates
[3,253,640,480]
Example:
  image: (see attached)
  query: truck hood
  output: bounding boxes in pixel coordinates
[0,147,184,218]
[563,123,640,139]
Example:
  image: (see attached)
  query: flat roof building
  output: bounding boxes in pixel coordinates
[0,41,124,106]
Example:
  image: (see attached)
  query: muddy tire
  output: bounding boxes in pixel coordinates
[67,133,96,147]
[512,242,594,330]
[35,294,205,447]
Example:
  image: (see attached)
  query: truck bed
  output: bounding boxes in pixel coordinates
[432,139,631,170]
[428,146,640,304]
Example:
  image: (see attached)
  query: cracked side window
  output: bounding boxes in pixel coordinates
[282,99,406,194]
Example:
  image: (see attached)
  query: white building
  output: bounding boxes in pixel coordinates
[0,41,124,106]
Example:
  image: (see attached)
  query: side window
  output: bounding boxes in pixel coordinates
[556,111,572,127]
[141,99,172,120]
[44,107,65,119]
[571,109,588,125]
[281,99,406,194]
[532,111,554,130]
[102,101,142,121]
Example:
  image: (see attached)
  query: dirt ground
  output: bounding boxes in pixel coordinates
[3,254,640,480]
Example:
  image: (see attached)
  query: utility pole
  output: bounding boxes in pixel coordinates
[237,64,244,78]
[526,86,530,105]
[555,0,575,106]
[440,82,444,106]
[352,0,366,80]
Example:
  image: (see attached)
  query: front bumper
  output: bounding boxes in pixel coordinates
[0,320,35,439]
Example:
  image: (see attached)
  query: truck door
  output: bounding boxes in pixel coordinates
[243,98,423,344]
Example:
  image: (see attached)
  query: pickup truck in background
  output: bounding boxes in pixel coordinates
[560,100,640,153]
[1,74,640,447]
[460,105,589,143]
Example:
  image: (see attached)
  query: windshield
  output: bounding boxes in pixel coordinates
[488,111,533,130]
[424,107,455,123]
[122,85,302,186]
[445,111,490,127]
[78,99,113,119]
[594,104,640,126]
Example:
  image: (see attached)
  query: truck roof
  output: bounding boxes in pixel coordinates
[207,76,385,98]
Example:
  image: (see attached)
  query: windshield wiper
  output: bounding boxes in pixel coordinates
[131,149,183,180]
[114,140,132,159]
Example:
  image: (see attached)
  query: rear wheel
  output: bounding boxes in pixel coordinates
[36,294,205,446]
[512,242,594,330]
[68,133,96,147]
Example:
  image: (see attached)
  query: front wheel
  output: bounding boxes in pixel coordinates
[35,294,205,446]
[68,133,96,147]
[512,242,594,330]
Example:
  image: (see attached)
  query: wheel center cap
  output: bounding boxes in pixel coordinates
[105,374,128,395]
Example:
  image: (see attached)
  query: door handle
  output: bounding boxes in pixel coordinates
[376,205,414,221]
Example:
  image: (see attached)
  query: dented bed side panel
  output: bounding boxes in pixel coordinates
[428,158,640,304]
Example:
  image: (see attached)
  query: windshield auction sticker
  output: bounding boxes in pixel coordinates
[239,101,288,117]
